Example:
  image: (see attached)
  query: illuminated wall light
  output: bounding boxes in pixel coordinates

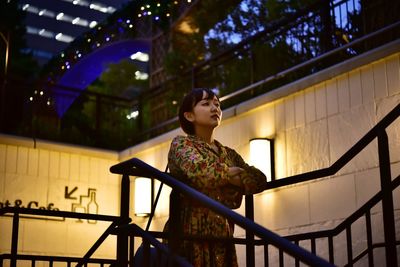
[39,91,44,96]
[129,24,133,28]
[249,138,275,182]
[157,3,161,7]
[29,97,33,101]
[138,14,142,18]
[166,13,170,17]
[134,177,152,217]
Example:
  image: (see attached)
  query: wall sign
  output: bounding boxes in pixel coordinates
[1,186,100,223]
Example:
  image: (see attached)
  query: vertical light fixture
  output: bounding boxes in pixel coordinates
[134,177,152,217]
[249,138,274,182]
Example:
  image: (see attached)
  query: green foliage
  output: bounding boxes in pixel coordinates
[88,59,148,96]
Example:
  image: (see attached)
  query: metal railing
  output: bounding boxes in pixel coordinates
[0,207,124,267]
[281,174,400,266]
[110,159,334,267]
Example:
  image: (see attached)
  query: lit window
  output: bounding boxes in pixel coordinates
[130,52,149,62]
[55,33,74,43]
[38,29,54,38]
[135,71,149,80]
[89,21,98,28]
[72,17,79,24]
[56,12,64,20]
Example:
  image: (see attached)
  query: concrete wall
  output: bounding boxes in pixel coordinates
[0,42,399,266]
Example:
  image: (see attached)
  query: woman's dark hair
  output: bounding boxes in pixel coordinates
[179,88,219,135]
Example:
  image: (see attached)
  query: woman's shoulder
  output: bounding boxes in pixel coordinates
[171,135,189,144]
[170,135,195,149]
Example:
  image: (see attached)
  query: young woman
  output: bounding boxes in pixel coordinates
[167,88,266,267]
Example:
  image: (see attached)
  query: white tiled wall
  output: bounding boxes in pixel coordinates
[0,136,120,259]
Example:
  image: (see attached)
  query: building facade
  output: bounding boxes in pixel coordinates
[19,0,131,65]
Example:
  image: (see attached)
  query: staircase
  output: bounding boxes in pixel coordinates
[1,103,399,266]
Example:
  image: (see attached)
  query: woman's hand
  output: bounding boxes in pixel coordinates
[228,167,244,187]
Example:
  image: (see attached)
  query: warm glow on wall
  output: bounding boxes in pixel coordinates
[249,138,274,182]
[134,177,152,217]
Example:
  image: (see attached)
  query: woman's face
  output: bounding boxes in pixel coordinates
[185,91,222,131]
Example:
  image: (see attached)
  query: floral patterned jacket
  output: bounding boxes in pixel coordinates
[168,135,266,209]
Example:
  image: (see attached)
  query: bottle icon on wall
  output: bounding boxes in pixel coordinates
[87,190,98,224]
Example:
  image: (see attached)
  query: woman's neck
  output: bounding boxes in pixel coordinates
[194,127,214,144]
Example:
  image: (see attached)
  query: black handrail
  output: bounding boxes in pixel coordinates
[0,207,125,267]
[121,223,192,267]
[0,207,121,221]
[0,254,115,265]
[265,102,400,190]
[282,175,400,244]
[111,159,334,266]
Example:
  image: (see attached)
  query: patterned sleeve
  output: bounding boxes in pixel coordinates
[168,136,230,190]
[226,147,267,195]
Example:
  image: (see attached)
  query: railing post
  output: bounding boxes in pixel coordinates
[117,174,130,266]
[377,131,397,266]
[168,190,181,266]
[11,211,19,267]
[245,195,255,267]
